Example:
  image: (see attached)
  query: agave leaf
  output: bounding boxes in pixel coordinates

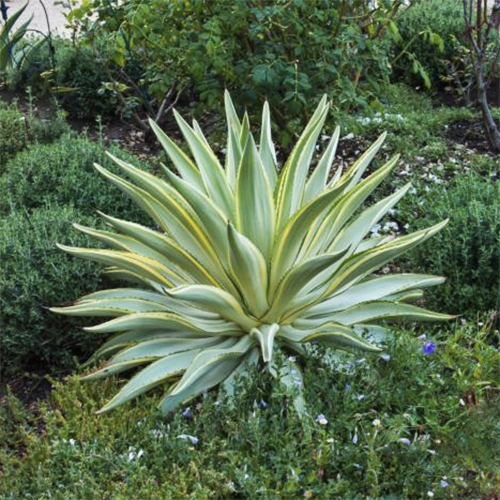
[384,289,424,303]
[83,312,203,334]
[323,220,448,299]
[99,213,221,288]
[250,323,279,363]
[86,331,213,364]
[160,166,232,265]
[50,298,171,317]
[58,245,174,288]
[104,268,161,290]
[327,301,454,325]
[259,100,278,188]
[225,123,242,189]
[148,119,205,191]
[111,337,222,364]
[275,96,329,232]
[265,251,348,322]
[165,285,258,331]
[305,274,445,318]
[159,336,255,413]
[339,132,387,193]
[281,323,382,352]
[235,134,275,258]
[328,183,411,254]
[356,235,393,253]
[269,181,346,295]
[94,164,220,272]
[224,90,242,135]
[227,224,269,318]
[304,154,401,258]
[97,348,208,413]
[170,336,254,396]
[73,223,187,286]
[173,109,234,216]
[303,125,341,204]
[76,288,220,320]
[83,359,151,380]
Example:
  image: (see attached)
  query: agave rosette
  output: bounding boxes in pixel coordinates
[53,92,451,414]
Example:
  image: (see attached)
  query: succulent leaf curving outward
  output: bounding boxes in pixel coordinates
[52,92,451,415]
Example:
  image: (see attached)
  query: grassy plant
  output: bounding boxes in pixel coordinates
[1,322,498,499]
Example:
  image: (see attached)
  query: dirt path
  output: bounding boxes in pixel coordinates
[4,0,71,36]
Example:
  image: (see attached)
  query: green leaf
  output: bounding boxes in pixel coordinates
[235,134,275,259]
[227,224,269,318]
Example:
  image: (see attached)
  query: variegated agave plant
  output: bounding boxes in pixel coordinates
[53,92,451,415]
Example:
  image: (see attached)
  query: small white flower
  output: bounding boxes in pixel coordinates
[372,418,382,428]
[427,491,434,497]
[68,439,76,446]
[398,438,411,445]
[343,132,355,140]
[380,354,391,361]
[357,394,365,401]
[459,398,466,406]
[352,430,358,444]
[316,414,328,425]
[177,434,199,445]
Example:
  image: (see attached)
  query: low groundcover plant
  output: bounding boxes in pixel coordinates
[52,92,451,415]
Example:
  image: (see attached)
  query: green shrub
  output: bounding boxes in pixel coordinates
[0,133,152,224]
[1,323,499,498]
[68,0,403,142]
[0,107,26,165]
[0,206,105,379]
[0,105,67,169]
[395,0,465,87]
[55,41,118,119]
[400,174,500,315]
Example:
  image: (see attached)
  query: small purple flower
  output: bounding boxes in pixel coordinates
[344,383,351,392]
[423,342,436,355]
[182,408,193,420]
[316,414,328,425]
[258,399,268,409]
[398,438,411,446]
[440,480,449,488]
[352,431,358,444]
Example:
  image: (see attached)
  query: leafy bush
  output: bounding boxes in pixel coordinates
[400,174,500,315]
[1,323,499,498]
[0,104,67,169]
[0,133,152,224]
[5,38,118,119]
[0,107,27,164]
[0,206,104,379]
[68,0,403,140]
[55,41,119,119]
[395,0,465,87]
[53,93,450,416]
